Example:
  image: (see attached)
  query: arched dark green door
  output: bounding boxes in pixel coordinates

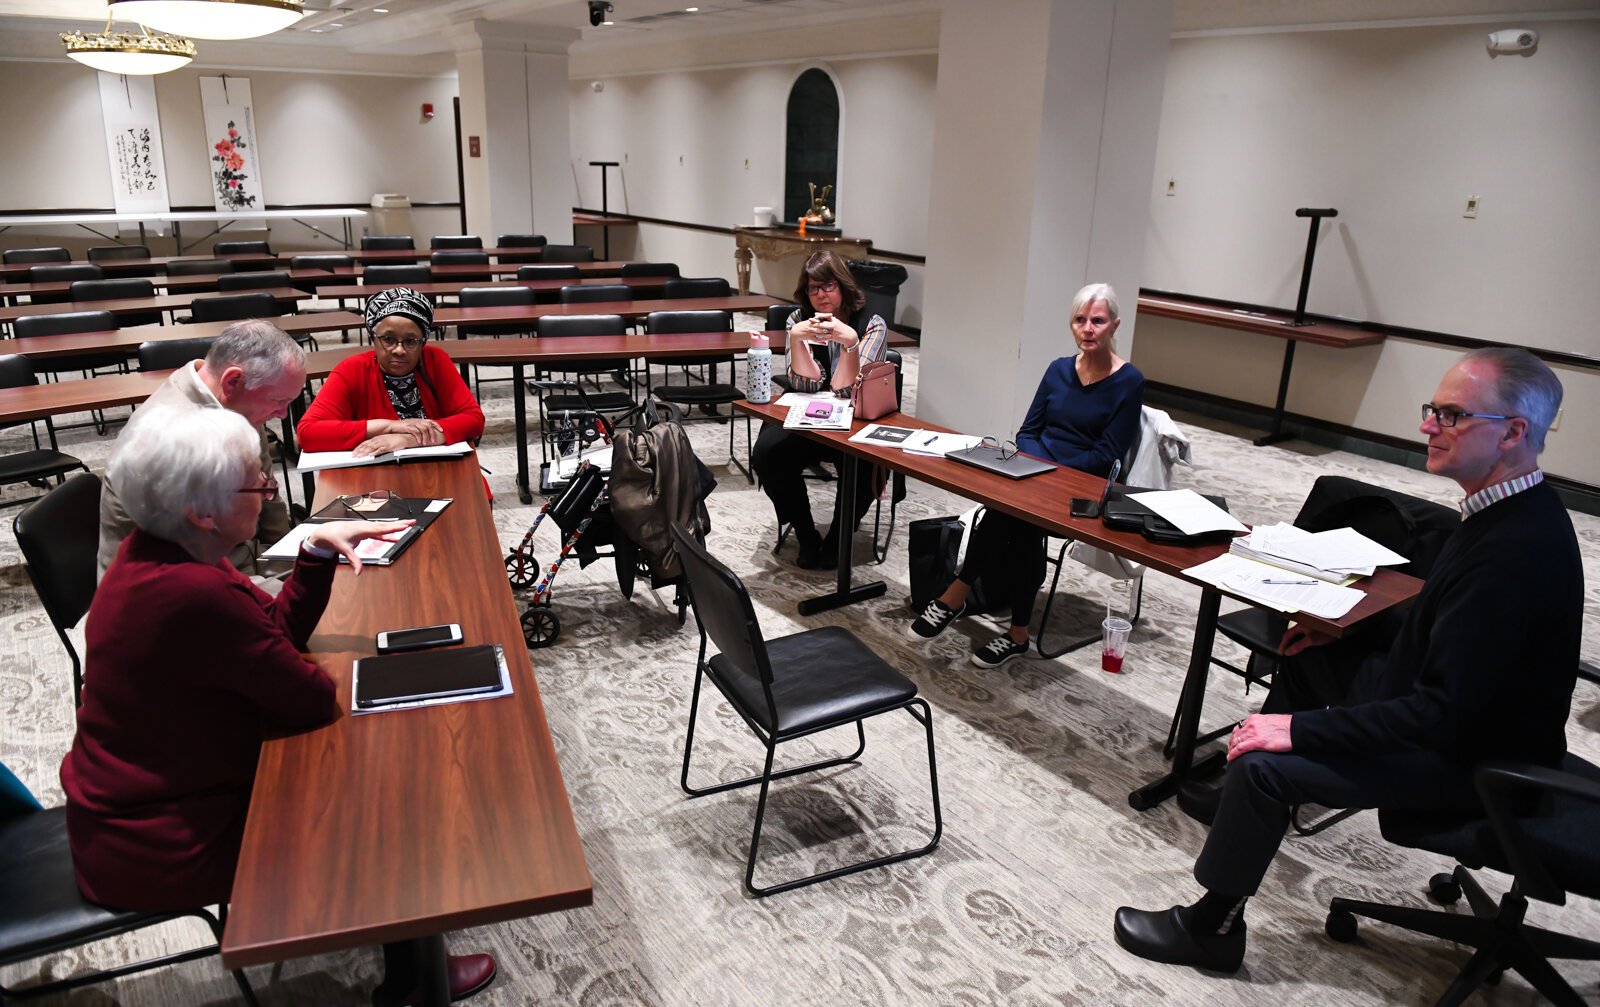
[784,69,839,225]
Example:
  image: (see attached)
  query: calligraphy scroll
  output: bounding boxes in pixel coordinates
[97,73,171,222]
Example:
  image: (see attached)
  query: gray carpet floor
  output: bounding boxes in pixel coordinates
[2,331,1597,1006]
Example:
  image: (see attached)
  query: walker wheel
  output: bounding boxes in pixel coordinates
[505,551,538,590]
[1427,872,1462,905]
[1325,909,1357,943]
[521,604,560,648]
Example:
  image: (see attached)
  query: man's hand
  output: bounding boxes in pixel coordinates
[305,519,415,574]
[1227,713,1293,761]
[1280,623,1337,657]
[389,418,444,446]
[352,433,413,458]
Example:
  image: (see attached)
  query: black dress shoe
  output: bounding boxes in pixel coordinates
[796,535,823,569]
[817,531,839,570]
[1113,906,1245,973]
[1177,780,1224,826]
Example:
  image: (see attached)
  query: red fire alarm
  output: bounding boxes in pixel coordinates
[421,103,435,119]
[469,136,481,158]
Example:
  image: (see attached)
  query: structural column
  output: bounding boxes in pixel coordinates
[451,22,578,244]
[918,0,1171,436]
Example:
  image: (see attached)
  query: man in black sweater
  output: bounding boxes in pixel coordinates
[1114,347,1583,973]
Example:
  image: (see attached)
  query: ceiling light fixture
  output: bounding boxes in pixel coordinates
[61,18,196,74]
[106,0,306,41]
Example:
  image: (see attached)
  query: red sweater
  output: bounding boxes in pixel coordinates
[60,530,341,911]
[297,345,485,451]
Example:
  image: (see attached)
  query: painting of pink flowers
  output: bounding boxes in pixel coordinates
[211,120,256,210]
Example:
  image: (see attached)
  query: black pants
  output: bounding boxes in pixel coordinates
[958,509,1047,628]
[750,424,878,538]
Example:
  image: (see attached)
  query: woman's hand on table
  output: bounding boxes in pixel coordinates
[352,433,413,458]
[389,418,444,446]
[305,520,416,574]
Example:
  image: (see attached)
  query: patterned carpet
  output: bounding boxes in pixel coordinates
[2,332,1597,1006]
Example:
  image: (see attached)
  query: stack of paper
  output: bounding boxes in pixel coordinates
[554,444,613,480]
[1229,523,1408,584]
[783,399,853,430]
[1184,554,1367,620]
[901,432,984,457]
[297,441,473,473]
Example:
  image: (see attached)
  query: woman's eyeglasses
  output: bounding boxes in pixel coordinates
[374,334,426,351]
[1420,403,1514,428]
[336,489,413,518]
[235,474,280,502]
[979,436,1020,460]
[805,279,839,297]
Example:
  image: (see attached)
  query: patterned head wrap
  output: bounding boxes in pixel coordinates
[364,286,434,338]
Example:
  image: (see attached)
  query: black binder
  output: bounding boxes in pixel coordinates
[1102,487,1235,544]
[353,644,507,709]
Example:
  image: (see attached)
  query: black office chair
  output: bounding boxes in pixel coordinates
[765,303,803,393]
[517,264,581,282]
[68,277,162,322]
[3,247,70,265]
[559,283,630,304]
[213,239,273,260]
[1326,755,1600,1007]
[85,245,151,262]
[138,337,218,372]
[455,285,534,391]
[496,233,547,264]
[619,262,680,278]
[165,258,234,277]
[430,250,491,282]
[645,310,750,480]
[26,264,103,304]
[216,270,292,293]
[12,472,100,707]
[532,314,640,463]
[430,234,483,249]
[362,264,432,287]
[670,525,940,896]
[541,244,594,263]
[361,235,415,250]
[188,292,287,328]
[0,355,89,510]
[287,254,354,296]
[663,277,732,300]
[0,757,260,1005]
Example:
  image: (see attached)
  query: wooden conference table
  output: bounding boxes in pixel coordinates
[0,257,637,283]
[0,288,311,326]
[219,455,591,1004]
[733,399,1421,811]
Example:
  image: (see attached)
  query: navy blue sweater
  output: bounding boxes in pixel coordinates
[1015,356,1144,477]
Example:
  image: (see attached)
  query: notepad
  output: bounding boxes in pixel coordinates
[296,441,473,473]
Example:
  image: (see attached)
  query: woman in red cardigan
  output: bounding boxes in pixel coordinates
[298,286,485,456]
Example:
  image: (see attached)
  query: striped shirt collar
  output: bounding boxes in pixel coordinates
[1461,469,1544,519]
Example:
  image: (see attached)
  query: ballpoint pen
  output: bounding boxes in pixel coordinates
[921,434,938,446]
[1263,578,1317,585]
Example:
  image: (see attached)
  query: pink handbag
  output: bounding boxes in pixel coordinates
[851,359,899,421]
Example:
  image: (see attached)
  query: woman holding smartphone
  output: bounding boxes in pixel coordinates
[750,249,889,568]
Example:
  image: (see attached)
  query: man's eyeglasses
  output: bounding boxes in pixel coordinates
[1421,403,1514,428]
[236,474,279,502]
[805,279,839,297]
[374,334,426,351]
[980,436,1020,461]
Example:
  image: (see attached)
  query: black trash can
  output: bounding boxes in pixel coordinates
[847,259,908,329]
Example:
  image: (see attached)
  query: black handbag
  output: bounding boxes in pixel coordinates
[908,514,996,614]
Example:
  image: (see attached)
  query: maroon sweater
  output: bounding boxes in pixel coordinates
[60,530,341,910]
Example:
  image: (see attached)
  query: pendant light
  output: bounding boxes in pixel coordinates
[61,19,196,75]
[106,0,306,42]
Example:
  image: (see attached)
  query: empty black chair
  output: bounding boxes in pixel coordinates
[188,292,284,325]
[559,283,630,304]
[165,258,235,277]
[362,264,432,287]
[361,234,414,250]
[0,755,259,1004]
[213,239,273,257]
[1326,755,1600,1007]
[663,277,732,299]
[26,264,103,305]
[287,254,354,296]
[68,278,162,327]
[670,525,941,896]
[496,233,547,264]
[3,247,69,265]
[517,264,581,282]
[430,250,491,282]
[646,310,749,479]
[541,243,594,263]
[12,472,101,707]
[13,310,124,378]
[458,285,535,339]
[85,244,152,262]
[138,337,218,372]
[620,262,681,278]
[430,234,483,249]
[0,355,89,510]
[534,314,639,439]
[216,270,292,293]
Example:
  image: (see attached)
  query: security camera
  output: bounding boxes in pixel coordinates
[1486,28,1538,54]
[588,1,613,27]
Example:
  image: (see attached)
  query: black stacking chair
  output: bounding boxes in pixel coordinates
[68,278,162,327]
[541,244,594,263]
[363,264,432,288]
[670,525,941,896]
[12,472,101,707]
[454,285,533,391]
[287,254,354,303]
[16,311,127,435]
[532,314,639,463]
[620,262,680,278]
[138,337,218,372]
[559,283,630,305]
[188,292,286,326]
[26,264,103,305]
[85,245,151,262]
[663,277,732,300]
[3,247,70,265]
[216,270,292,293]
[645,309,749,479]
[430,250,491,282]
[430,234,483,249]
[496,233,546,264]
[0,753,260,1005]
[165,258,235,279]
[0,355,89,510]
[213,239,274,269]
[361,235,414,250]
[764,303,803,393]
[1326,755,1600,1007]
[517,264,581,282]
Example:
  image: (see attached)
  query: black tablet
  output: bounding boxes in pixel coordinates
[353,644,506,709]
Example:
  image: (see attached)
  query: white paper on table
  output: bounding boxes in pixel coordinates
[297,441,472,472]
[848,423,924,446]
[1292,527,1409,571]
[774,391,837,408]
[1129,488,1248,536]
[259,523,319,561]
[901,432,984,457]
[1185,554,1366,620]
